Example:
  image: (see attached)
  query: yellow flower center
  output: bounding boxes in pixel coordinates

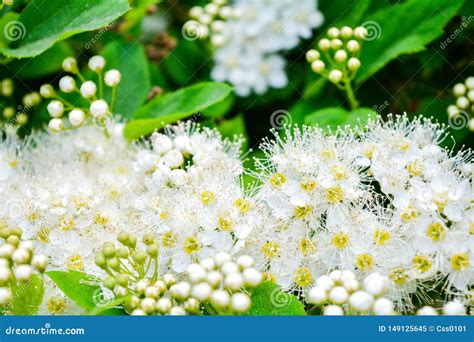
[47,296,66,315]
[355,253,373,271]
[294,204,312,219]
[94,213,109,226]
[28,211,39,222]
[235,198,251,214]
[331,164,347,180]
[37,227,52,244]
[426,222,445,242]
[364,144,375,159]
[66,254,84,271]
[331,232,350,250]
[218,216,233,231]
[162,231,177,248]
[401,206,418,222]
[412,255,432,273]
[389,268,408,285]
[325,185,344,204]
[434,194,448,212]
[300,238,316,256]
[183,236,201,254]
[269,173,286,188]
[59,215,75,231]
[294,267,313,287]
[200,191,215,205]
[300,179,316,192]
[451,253,469,271]
[373,228,391,245]
[470,223,474,235]
[262,272,276,283]
[73,195,88,209]
[406,160,424,176]
[321,148,335,160]
[262,241,280,258]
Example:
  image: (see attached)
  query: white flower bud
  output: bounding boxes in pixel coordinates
[187,263,207,283]
[90,99,109,117]
[135,279,150,295]
[211,20,225,32]
[18,241,33,252]
[189,6,203,18]
[156,297,172,314]
[231,293,251,313]
[104,69,121,87]
[173,135,193,155]
[469,118,474,132]
[340,271,356,283]
[211,34,226,47]
[0,267,12,284]
[465,76,474,90]
[198,13,212,25]
[39,84,54,98]
[12,248,29,264]
[221,261,239,275]
[236,255,254,269]
[0,287,12,305]
[214,252,232,266]
[363,273,388,297]
[334,50,348,62]
[456,96,469,109]
[59,76,76,93]
[47,100,64,118]
[347,58,361,71]
[200,258,216,271]
[323,304,344,315]
[453,83,466,97]
[140,297,156,314]
[152,133,173,155]
[219,6,232,19]
[169,306,187,315]
[192,282,212,301]
[342,279,359,292]
[306,49,320,63]
[340,26,353,39]
[206,270,223,288]
[349,290,374,311]
[204,3,219,15]
[131,309,146,315]
[328,70,343,83]
[31,254,48,272]
[115,286,127,297]
[88,55,106,72]
[169,169,187,186]
[169,281,191,301]
[224,272,244,291]
[80,81,97,98]
[346,40,360,53]
[14,264,32,282]
[48,118,64,132]
[447,104,459,118]
[372,298,395,315]
[145,286,160,299]
[329,286,349,304]
[442,301,466,315]
[68,109,86,127]
[318,38,331,51]
[210,289,230,309]
[311,60,325,73]
[354,26,368,40]
[0,244,15,259]
[467,89,474,102]
[163,150,184,169]
[315,275,334,291]
[327,27,340,39]
[307,286,327,305]
[163,274,176,287]
[242,268,262,287]
[417,306,438,315]
[62,57,78,73]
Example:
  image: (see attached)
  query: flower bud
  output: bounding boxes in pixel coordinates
[236,255,254,269]
[329,286,349,304]
[132,250,147,264]
[3,107,15,119]
[330,39,342,50]
[62,57,78,73]
[349,290,374,311]
[59,76,76,93]
[80,81,97,98]
[40,84,55,98]
[354,26,368,40]
[456,96,469,109]
[47,101,64,118]
[183,298,201,314]
[346,40,360,53]
[224,273,244,291]
[0,287,12,305]
[68,109,86,127]
[334,50,347,62]
[323,304,344,315]
[210,289,230,309]
[327,27,340,38]
[328,69,343,83]
[104,69,121,87]
[48,119,64,132]
[347,57,361,71]
[318,38,331,51]
[15,264,32,282]
[340,26,353,39]
[88,56,106,72]
[140,297,156,314]
[306,49,320,63]
[156,297,172,314]
[103,276,116,289]
[242,268,262,287]
[90,99,109,117]
[231,293,251,313]
[192,282,212,301]
[169,306,187,315]
[311,60,325,73]
[453,83,466,97]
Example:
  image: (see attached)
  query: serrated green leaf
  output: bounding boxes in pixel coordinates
[9,274,44,315]
[102,40,151,118]
[356,0,464,82]
[124,82,233,139]
[247,282,305,315]
[46,270,101,311]
[0,0,130,58]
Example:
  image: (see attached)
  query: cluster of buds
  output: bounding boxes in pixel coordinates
[42,55,121,132]
[417,300,467,316]
[0,0,13,8]
[0,79,13,97]
[0,225,48,307]
[183,0,238,46]
[306,26,366,85]
[185,252,263,314]
[0,79,42,127]
[447,76,474,131]
[306,270,395,315]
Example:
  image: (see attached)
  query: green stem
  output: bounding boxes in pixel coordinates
[110,86,117,112]
[98,70,104,99]
[343,78,359,110]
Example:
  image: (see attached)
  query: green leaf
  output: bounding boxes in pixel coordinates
[9,274,44,315]
[46,270,101,310]
[247,282,306,315]
[0,12,20,49]
[8,42,73,79]
[124,82,233,139]
[0,0,130,58]
[319,0,373,27]
[356,0,464,82]
[88,295,130,315]
[102,40,151,118]
[304,106,377,131]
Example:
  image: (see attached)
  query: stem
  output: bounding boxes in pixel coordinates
[98,71,104,99]
[343,78,359,110]
[110,86,117,112]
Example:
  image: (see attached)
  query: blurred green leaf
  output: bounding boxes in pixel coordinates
[203,92,235,118]
[102,40,151,118]
[356,0,464,82]
[247,282,306,315]
[0,12,19,49]
[319,0,373,27]
[0,0,130,58]
[9,274,44,315]
[124,82,233,139]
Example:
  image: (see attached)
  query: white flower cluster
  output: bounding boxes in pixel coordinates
[447,76,474,131]
[184,0,324,96]
[245,115,473,310]
[307,270,396,315]
[417,300,468,316]
[0,226,48,308]
[43,56,121,132]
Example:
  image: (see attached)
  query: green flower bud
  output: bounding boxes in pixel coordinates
[102,245,116,258]
[116,246,129,259]
[132,250,147,265]
[142,234,155,245]
[0,228,11,239]
[117,231,129,245]
[146,244,158,258]
[128,235,137,249]
[124,295,140,312]
[116,273,129,287]
[10,228,22,237]
[6,235,19,247]
[95,253,107,269]
[103,276,116,289]
[183,298,201,314]
[107,257,120,271]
